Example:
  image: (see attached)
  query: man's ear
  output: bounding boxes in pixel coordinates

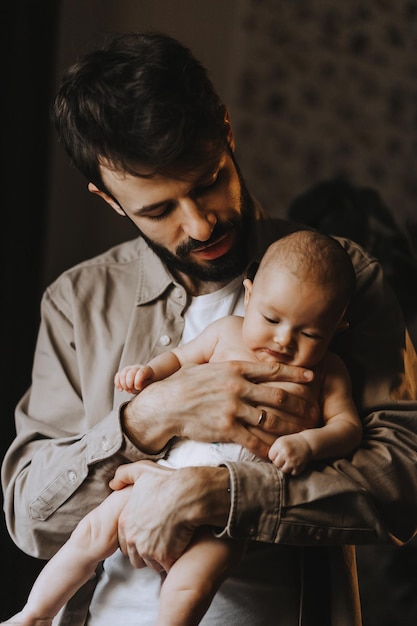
[336,319,350,334]
[223,106,235,152]
[88,182,125,216]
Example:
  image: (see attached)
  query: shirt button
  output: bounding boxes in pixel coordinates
[101,436,110,452]
[160,335,171,346]
[67,470,77,484]
[174,288,183,299]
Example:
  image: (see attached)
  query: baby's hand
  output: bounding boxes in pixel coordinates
[268,433,313,475]
[114,364,155,394]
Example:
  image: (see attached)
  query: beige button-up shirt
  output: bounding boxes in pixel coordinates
[3,217,417,625]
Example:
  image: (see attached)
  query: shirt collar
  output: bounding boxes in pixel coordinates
[135,239,174,305]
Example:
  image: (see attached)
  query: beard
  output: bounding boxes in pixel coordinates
[140,166,255,282]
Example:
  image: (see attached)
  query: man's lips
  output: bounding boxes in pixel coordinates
[190,231,234,261]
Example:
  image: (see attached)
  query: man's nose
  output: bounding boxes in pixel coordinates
[180,199,217,241]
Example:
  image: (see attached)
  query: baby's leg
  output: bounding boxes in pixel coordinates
[1,488,131,626]
[70,486,132,561]
[0,611,52,626]
[156,529,245,626]
[1,616,52,626]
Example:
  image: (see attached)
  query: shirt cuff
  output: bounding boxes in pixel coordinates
[215,461,283,543]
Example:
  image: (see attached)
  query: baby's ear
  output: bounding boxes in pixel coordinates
[243,278,253,307]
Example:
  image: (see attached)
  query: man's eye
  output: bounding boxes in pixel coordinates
[145,203,175,220]
[194,172,220,195]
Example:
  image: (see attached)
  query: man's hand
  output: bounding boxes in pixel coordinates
[122,360,319,459]
[110,461,230,572]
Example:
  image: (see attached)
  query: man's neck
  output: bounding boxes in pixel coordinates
[173,269,236,296]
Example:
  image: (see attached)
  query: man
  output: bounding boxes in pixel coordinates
[2,32,417,625]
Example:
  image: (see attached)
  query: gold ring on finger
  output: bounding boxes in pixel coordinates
[257,409,267,426]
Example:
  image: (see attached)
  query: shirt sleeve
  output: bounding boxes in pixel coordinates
[1,277,169,559]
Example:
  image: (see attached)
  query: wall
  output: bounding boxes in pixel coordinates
[228,0,417,243]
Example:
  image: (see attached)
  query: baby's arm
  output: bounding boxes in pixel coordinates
[115,317,231,394]
[269,353,362,475]
[115,351,182,393]
[2,488,131,626]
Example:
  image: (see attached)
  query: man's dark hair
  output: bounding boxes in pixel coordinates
[52,32,227,189]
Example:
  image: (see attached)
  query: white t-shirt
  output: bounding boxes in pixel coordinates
[86,278,300,625]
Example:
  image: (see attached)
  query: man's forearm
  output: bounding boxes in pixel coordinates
[224,405,417,547]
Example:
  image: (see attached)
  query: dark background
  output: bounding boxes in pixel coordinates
[1,1,417,623]
[1,1,59,615]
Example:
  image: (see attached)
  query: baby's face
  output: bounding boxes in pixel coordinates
[242,267,344,368]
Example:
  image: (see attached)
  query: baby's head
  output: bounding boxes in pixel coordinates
[261,230,355,317]
[243,230,356,367]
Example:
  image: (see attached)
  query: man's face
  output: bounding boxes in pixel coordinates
[99,151,253,289]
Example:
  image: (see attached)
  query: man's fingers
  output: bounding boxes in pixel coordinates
[232,424,271,459]
[243,390,319,431]
[110,461,148,489]
[245,424,277,447]
[141,557,168,574]
[246,379,320,425]
[120,539,149,569]
[110,460,173,490]
[239,360,314,384]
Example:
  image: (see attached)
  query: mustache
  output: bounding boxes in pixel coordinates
[176,219,237,257]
